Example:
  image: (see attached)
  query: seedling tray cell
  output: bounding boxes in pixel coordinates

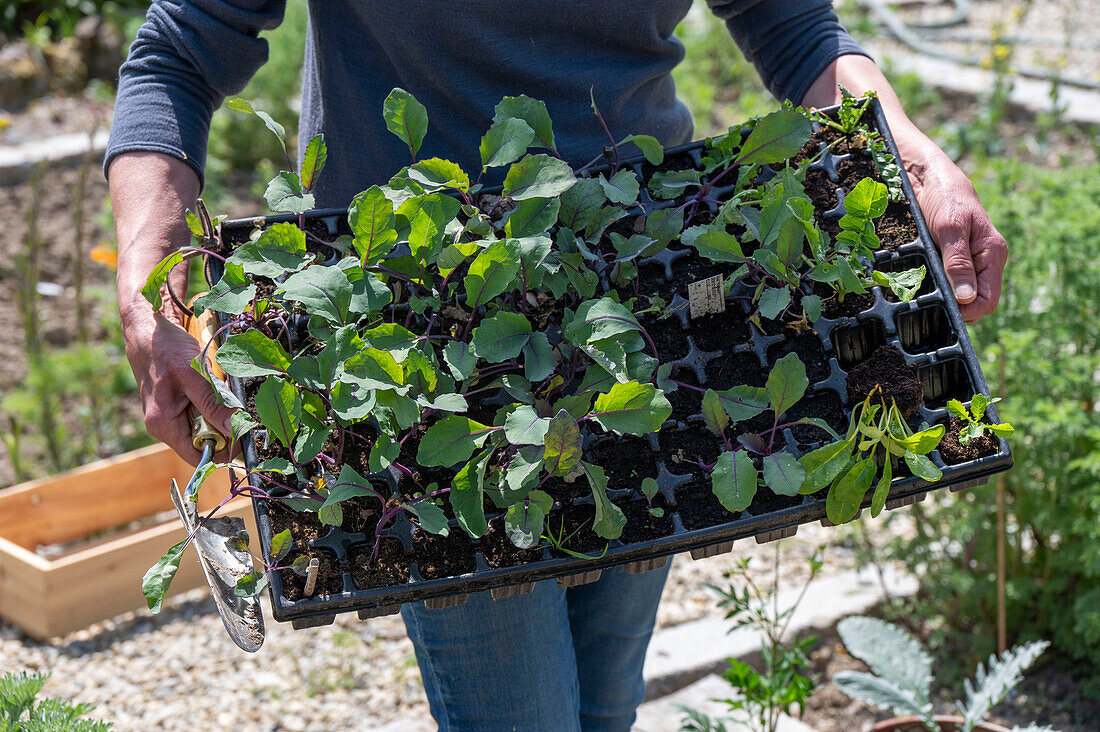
[212,99,1011,626]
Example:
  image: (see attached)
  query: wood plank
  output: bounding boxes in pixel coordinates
[0,444,234,549]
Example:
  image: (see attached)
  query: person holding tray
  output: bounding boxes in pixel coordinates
[107,1,1006,730]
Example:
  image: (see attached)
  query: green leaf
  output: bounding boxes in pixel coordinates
[464,239,522,306]
[988,423,1014,438]
[522,332,557,382]
[227,222,310,278]
[799,438,855,494]
[141,249,190,310]
[776,217,805,274]
[232,411,260,442]
[450,451,490,539]
[946,399,969,421]
[648,169,702,199]
[277,265,353,325]
[766,352,809,417]
[970,394,990,421]
[641,477,660,503]
[234,571,269,598]
[543,409,582,476]
[558,178,607,232]
[348,186,398,265]
[417,415,496,467]
[715,386,769,423]
[870,457,893,517]
[893,424,945,455]
[405,499,449,536]
[762,451,806,496]
[300,134,327,192]
[363,323,419,360]
[293,414,328,463]
[827,457,876,524]
[443,340,479,381]
[383,88,429,159]
[494,95,556,150]
[712,449,759,512]
[644,207,685,248]
[582,462,626,540]
[736,109,813,165]
[407,198,449,264]
[505,490,554,549]
[503,154,577,201]
[408,157,470,192]
[598,169,640,206]
[802,293,822,322]
[872,266,926,303]
[702,389,731,436]
[265,171,315,214]
[506,197,561,238]
[905,452,942,482]
[271,529,294,561]
[341,347,407,393]
[480,117,535,169]
[217,330,291,377]
[142,539,186,613]
[833,671,933,721]
[470,311,532,362]
[254,376,301,449]
[369,435,400,472]
[191,262,255,316]
[565,297,642,344]
[758,286,792,320]
[681,225,744,263]
[504,406,552,445]
[844,178,889,219]
[591,381,672,435]
[621,133,664,165]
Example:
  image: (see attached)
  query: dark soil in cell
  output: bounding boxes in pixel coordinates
[804,168,839,211]
[543,475,590,504]
[548,504,607,558]
[835,152,876,191]
[646,150,699,177]
[768,335,829,382]
[586,436,658,490]
[660,427,721,474]
[676,479,738,530]
[705,351,765,389]
[689,308,751,351]
[814,281,875,319]
[669,258,730,301]
[877,200,919,250]
[846,344,924,418]
[278,549,343,601]
[482,517,544,569]
[340,496,386,534]
[785,390,846,444]
[746,489,804,515]
[615,495,674,543]
[348,538,410,590]
[666,371,702,423]
[938,416,1000,464]
[645,313,690,360]
[412,529,477,580]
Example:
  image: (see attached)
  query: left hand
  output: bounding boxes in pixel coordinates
[900,146,1007,323]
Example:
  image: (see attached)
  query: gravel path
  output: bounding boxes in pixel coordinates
[1,516,910,731]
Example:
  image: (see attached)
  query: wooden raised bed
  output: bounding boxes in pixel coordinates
[0,444,254,640]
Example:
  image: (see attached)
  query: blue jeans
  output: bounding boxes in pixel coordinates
[401,561,672,732]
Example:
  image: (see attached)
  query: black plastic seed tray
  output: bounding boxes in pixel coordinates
[213,99,1011,628]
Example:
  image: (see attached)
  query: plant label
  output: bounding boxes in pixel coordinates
[688,275,725,319]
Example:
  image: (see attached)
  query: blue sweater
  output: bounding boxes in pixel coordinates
[106,0,867,207]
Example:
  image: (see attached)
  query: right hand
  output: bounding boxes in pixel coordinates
[111,151,236,466]
[120,296,237,466]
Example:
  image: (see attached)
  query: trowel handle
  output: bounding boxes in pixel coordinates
[186,298,228,453]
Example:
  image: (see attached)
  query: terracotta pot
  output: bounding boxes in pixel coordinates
[872,715,1011,732]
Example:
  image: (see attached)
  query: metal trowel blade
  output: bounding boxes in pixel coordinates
[171,479,265,652]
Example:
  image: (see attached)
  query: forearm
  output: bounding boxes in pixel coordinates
[111,151,200,325]
[800,54,940,163]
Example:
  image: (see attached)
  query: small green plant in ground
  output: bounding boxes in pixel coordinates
[834,616,1055,732]
[677,544,823,732]
[0,671,112,732]
[947,394,1014,445]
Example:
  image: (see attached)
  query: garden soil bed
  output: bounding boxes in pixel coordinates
[215,99,1011,628]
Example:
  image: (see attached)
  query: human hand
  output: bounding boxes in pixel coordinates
[120,297,237,466]
[901,147,1007,323]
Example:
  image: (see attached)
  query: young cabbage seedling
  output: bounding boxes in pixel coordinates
[948,394,1014,445]
[799,386,945,525]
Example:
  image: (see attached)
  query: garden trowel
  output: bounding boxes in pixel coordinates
[169,306,266,652]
